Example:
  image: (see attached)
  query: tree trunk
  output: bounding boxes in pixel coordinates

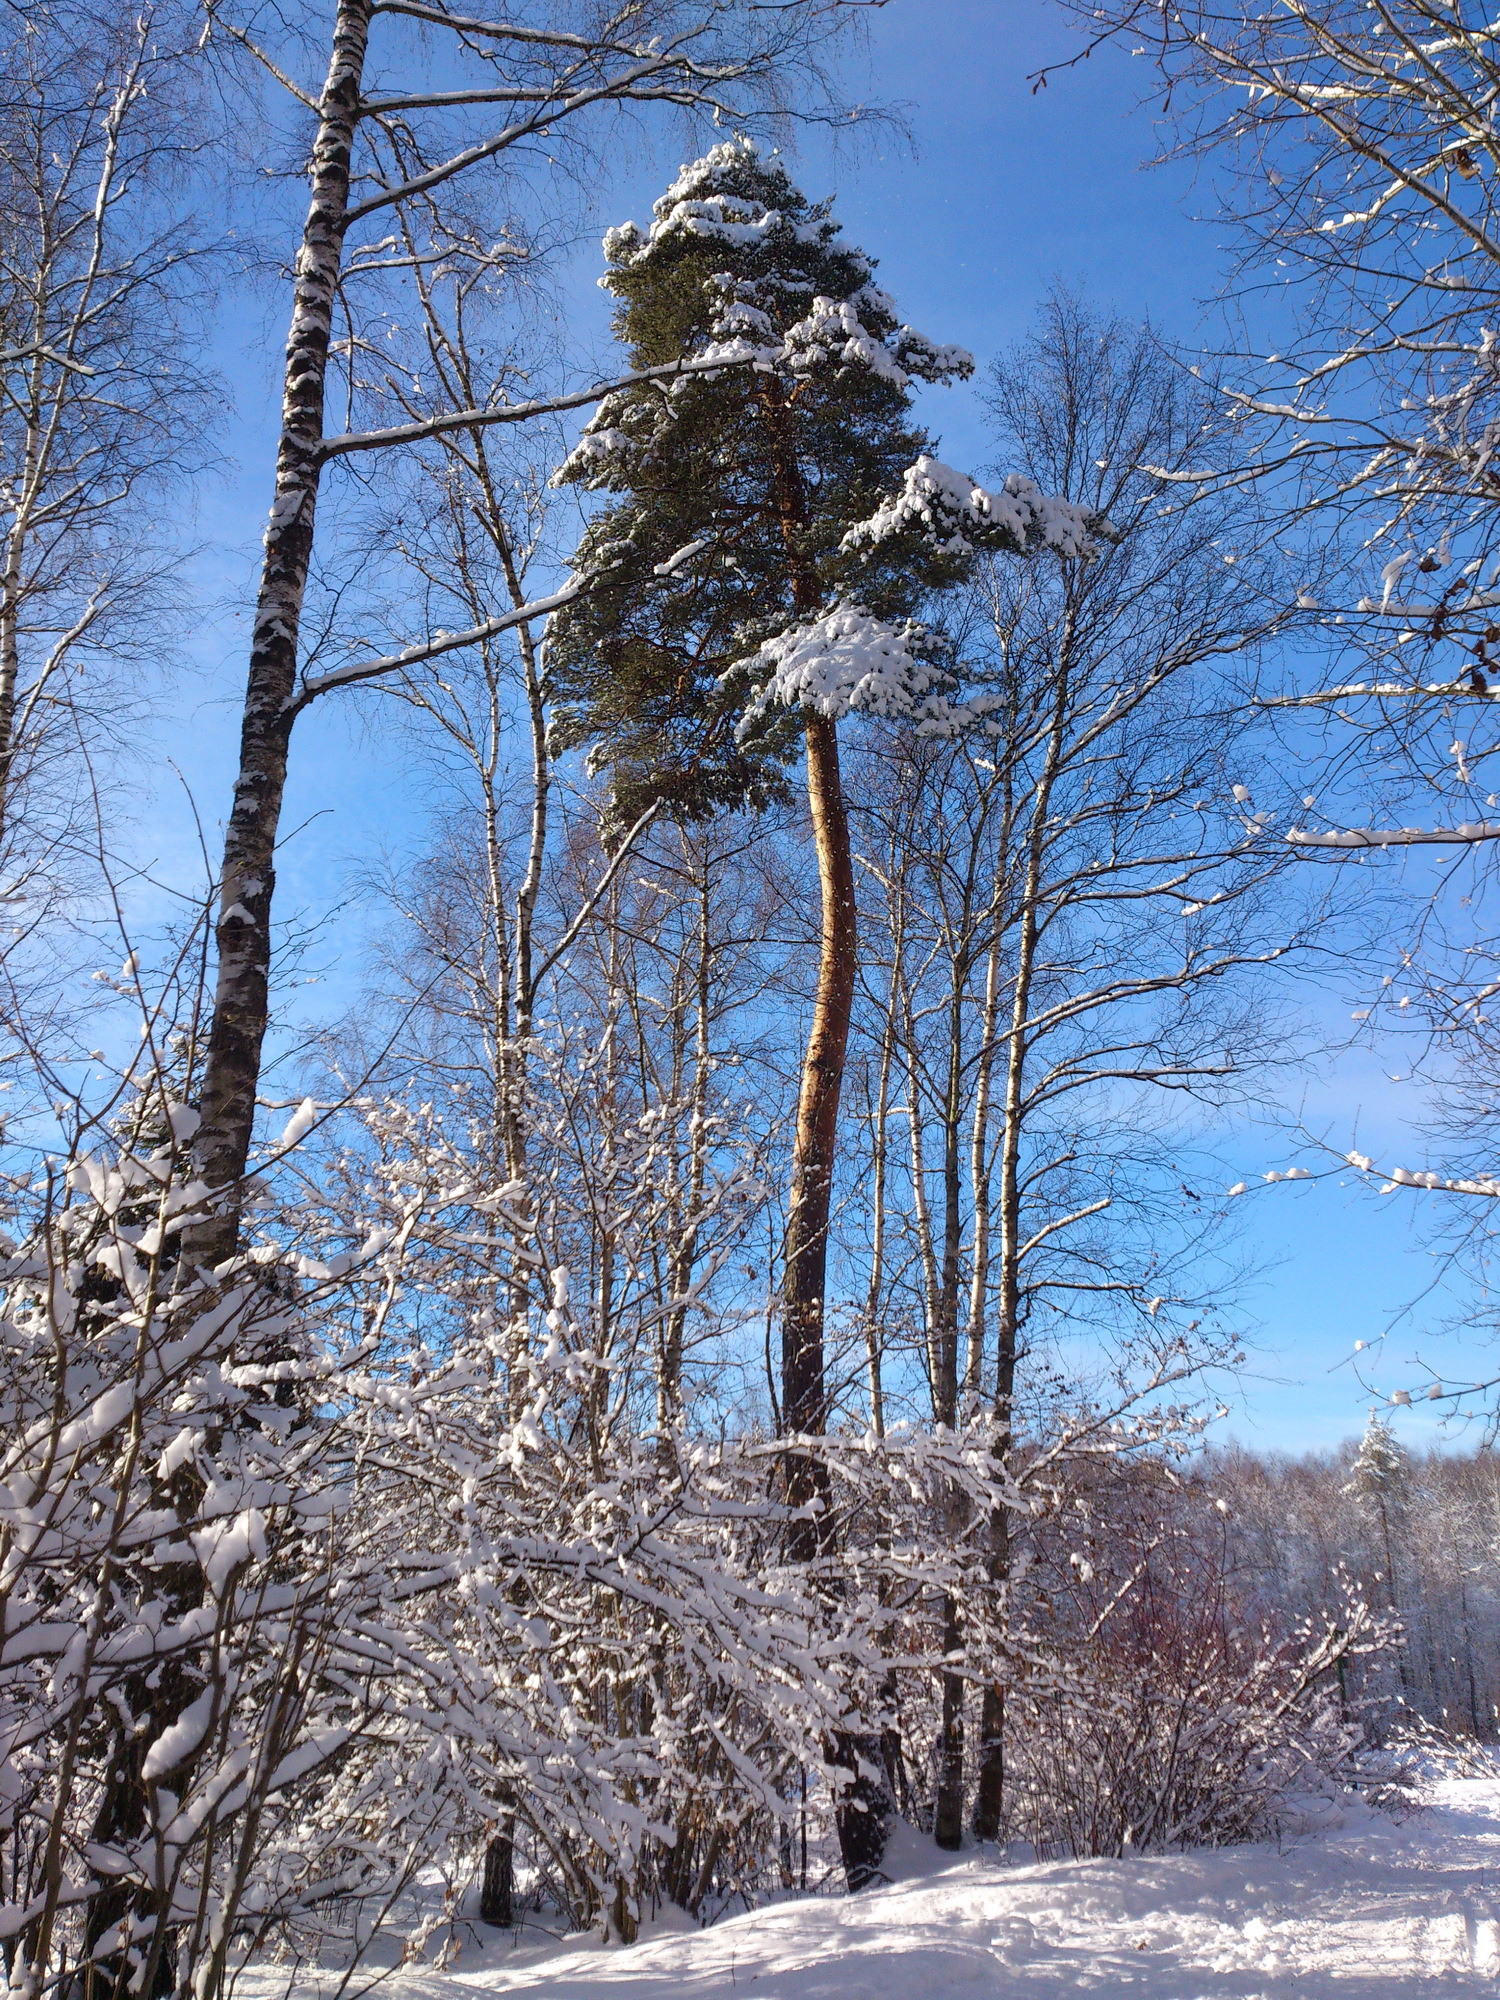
[188,0,373,1261]
[935,975,965,1423]
[933,1592,966,1851]
[967,935,1005,1841]
[793,709,891,1888]
[862,933,901,1439]
[0,344,43,854]
[964,931,1004,1400]
[479,1821,515,1927]
[931,972,968,1848]
[781,707,855,1548]
[758,378,844,1549]
[659,852,712,1440]
[972,1658,1007,1840]
[760,383,889,1889]
[973,669,1067,1840]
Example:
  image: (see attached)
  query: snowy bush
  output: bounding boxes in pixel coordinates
[0,1060,1052,1989]
[0,1107,443,2000]
[0,1055,1401,1992]
[996,1477,1387,1859]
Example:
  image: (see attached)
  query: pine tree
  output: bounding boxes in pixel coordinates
[551,138,1100,1884]
[554,141,966,811]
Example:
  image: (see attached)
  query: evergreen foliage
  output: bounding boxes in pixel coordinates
[549,138,1063,825]
[1345,1415,1413,1516]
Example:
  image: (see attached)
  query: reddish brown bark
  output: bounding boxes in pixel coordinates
[758,383,888,1889]
[780,706,856,1549]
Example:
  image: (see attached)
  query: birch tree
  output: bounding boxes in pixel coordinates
[186,0,874,1263]
[849,295,1312,1842]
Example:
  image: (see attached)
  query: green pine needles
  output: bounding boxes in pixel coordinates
[549,137,1097,828]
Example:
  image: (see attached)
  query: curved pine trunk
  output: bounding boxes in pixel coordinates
[780,708,855,1551]
[785,678,894,1894]
[759,377,890,1887]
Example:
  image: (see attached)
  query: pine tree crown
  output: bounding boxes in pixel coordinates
[547,139,1103,826]
[1345,1414,1412,1503]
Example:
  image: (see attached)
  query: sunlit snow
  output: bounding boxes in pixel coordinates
[257,1776,1500,2000]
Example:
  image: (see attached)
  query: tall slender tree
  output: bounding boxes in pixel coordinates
[550,136,1099,1880]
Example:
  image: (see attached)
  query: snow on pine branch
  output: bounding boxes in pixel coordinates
[557,141,978,492]
[729,605,995,737]
[601,139,973,391]
[843,452,1107,560]
[555,337,975,486]
[774,296,973,389]
[603,148,834,260]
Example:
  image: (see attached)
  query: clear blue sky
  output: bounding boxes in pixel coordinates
[156,0,1485,1460]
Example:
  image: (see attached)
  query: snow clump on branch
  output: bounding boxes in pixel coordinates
[602,139,844,262]
[845,452,1107,561]
[730,605,997,737]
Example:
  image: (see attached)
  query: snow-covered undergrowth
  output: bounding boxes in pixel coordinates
[259,1778,1500,2000]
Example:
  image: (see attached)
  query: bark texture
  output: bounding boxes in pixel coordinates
[479,1823,515,1927]
[780,705,855,1539]
[760,387,890,1887]
[189,0,373,1259]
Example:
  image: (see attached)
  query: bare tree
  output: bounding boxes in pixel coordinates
[847,294,1314,1843]
[1051,0,1500,1344]
[1053,0,1500,856]
[0,0,209,885]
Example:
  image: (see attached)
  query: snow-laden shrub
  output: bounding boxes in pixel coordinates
[1358,1711,1500,1806]
[0,1109,448,2000]
[0,1079,1056,1985]
[997,1480,1388,1858]
[0,1099,819,1980]
[323,1112,1040,1937]
[10,1038,1348,1984]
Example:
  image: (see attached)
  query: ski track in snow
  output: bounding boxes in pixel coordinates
[277,1778,1500,2000]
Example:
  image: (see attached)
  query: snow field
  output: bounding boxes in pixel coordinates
[365,1778,1500,2000]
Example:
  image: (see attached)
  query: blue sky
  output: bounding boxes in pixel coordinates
[154,0,1489,1459]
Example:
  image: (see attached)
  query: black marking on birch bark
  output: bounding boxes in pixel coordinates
[190,0,374,1262]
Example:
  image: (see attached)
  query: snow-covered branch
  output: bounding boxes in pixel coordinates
[318,354,765,459]
[1345,1149,1500,1197]
[843,453,1108,561]
[292,584,581,707]
[1264,680,1500,708]
[1287,820,1500,848]
[730,605,989,737]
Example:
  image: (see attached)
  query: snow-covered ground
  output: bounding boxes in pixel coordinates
[294,1778,1500,2000]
